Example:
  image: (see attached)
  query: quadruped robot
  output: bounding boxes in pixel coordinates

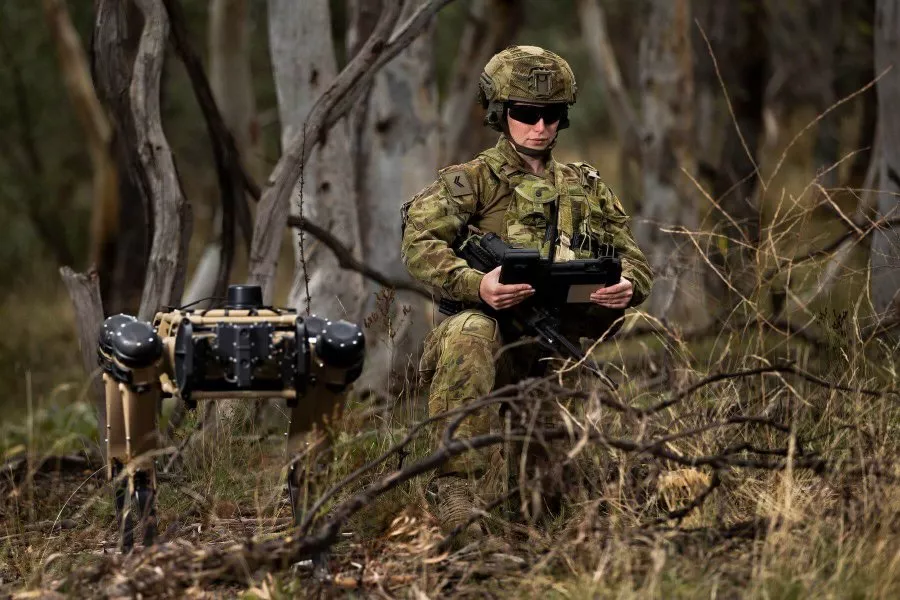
[96,284,365,551]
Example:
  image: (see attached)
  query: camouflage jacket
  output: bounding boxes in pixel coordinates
[401,136,653,330]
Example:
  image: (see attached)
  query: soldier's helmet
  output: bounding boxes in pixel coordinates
[477,45,577,131]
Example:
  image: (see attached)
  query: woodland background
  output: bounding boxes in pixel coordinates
[1,0,900,597]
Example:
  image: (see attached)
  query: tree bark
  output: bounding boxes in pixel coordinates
[60,267,106,457]
[248,0,402,304]
[634,0,710,327]
[91,0,151,315]
[209,0,259,177]
[871,0,900,322]
[132,0,192,320]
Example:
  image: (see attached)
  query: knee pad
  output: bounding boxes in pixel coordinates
[457,312,498,342]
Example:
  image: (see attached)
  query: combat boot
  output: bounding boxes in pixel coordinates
[428,476,486,548]
[288,459,332,581]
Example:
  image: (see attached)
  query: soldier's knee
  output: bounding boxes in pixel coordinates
[423,310,501,411]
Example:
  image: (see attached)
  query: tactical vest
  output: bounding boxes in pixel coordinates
[477,147,624,262]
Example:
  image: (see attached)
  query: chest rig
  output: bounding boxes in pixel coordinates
[477,147,616,262]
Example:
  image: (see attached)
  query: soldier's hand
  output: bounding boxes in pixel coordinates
[591,277,633,309]
[479,266,534,310]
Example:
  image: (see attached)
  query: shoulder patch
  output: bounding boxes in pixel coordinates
[566,161,606,197]
[567,161,600,182]
[440,168,474,197]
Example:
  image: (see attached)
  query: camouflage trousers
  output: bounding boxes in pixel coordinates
[418,309,545,477]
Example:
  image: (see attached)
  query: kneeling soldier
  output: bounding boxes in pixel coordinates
[400,46,653,537]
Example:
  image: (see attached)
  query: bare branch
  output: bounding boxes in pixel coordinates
[132,0,192,320]
[643,364,895,416]
[286,215,431,299]
[96,416,893,591]
[327,0,457,123]
[247,2,403,300]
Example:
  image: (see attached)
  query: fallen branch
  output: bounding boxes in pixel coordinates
[1,452,99,486]
[763,215,900,282]
[297,379,541,534]
[95,420,892,591]
[642,364,895,416]
[0,519,77,542]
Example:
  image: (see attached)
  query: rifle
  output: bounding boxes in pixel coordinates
[441,232,621,389]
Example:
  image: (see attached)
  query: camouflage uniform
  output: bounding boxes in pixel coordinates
[401,46,653,480]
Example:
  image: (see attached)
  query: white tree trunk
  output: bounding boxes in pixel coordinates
[268,0,365,318]
[634,0,711,327]
[351,0,440,395]
[872,0,900,321]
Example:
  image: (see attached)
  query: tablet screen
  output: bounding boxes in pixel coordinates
[566,283,603,303]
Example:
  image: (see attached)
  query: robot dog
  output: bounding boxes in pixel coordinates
[97,284,365,551]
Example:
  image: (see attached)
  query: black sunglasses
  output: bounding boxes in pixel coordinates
[507,103,567,125]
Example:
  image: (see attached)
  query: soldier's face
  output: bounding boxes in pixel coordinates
[506,102,561,151]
